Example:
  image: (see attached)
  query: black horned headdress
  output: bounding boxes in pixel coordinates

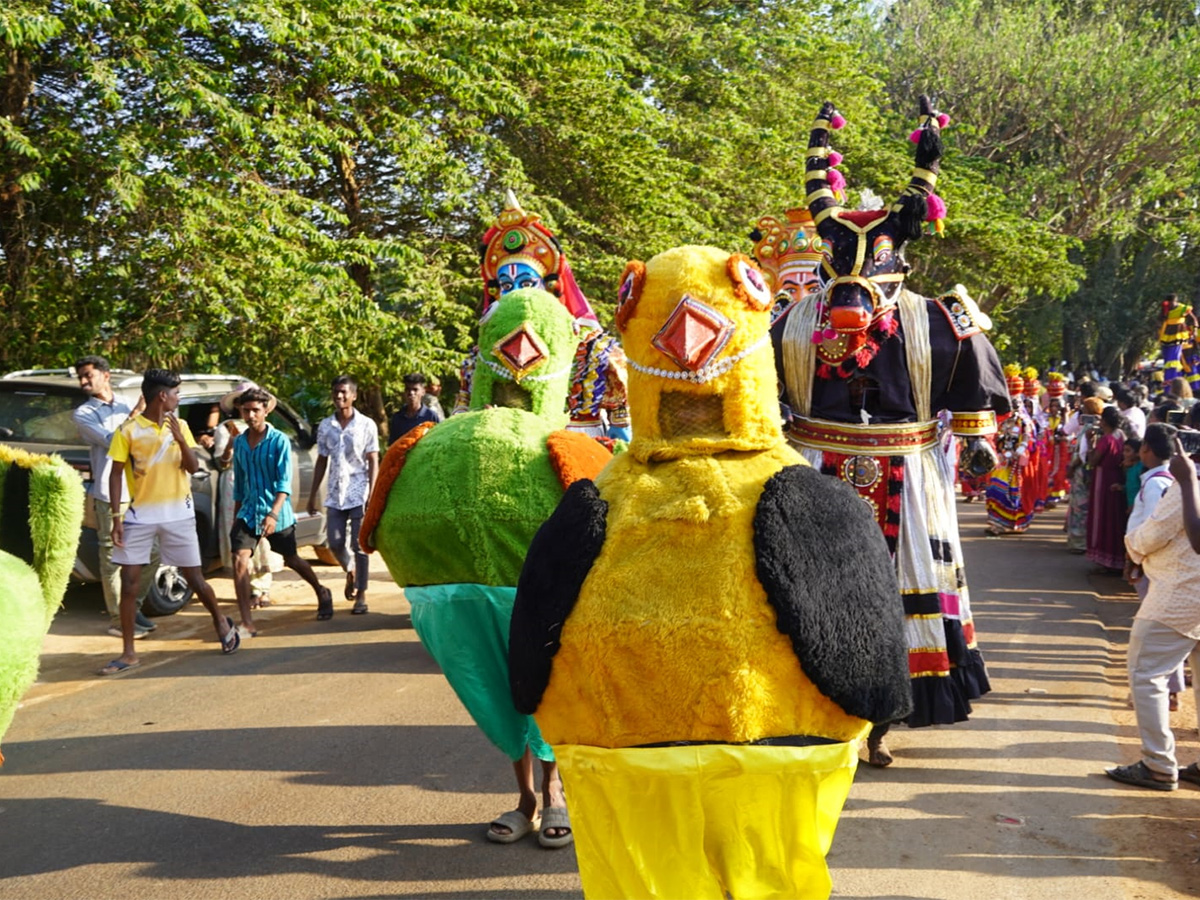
[802,96,949,378]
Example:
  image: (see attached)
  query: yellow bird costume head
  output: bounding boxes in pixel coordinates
[616,245,782,462]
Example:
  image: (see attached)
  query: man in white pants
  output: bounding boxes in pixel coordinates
[1107,433,1200,789]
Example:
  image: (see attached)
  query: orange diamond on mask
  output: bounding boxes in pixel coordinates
[494,324,549,380]
[651,295,736,371]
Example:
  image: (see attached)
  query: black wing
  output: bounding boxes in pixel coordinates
[754,465,913,724]
[509,478,608,715]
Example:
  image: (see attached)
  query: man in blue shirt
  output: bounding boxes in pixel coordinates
[72,355,157,638]
[231,388,333,632]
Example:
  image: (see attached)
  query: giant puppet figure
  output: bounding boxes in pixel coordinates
[362,288,614,846]
[510,245,910,899]
[1157,292,1200,388]
[751,206,825,321]
[454,192,630,440]
[770,97,1009,767]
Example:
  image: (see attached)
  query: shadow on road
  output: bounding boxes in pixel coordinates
[0,797,582,890]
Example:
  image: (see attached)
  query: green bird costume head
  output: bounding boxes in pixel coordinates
[469,287,581,422]
[368,287,585,587]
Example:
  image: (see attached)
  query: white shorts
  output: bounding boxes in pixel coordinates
[112,519,202,568]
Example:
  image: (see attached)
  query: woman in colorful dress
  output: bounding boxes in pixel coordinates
[986,366,1035,534]
[1045,374,1071,506]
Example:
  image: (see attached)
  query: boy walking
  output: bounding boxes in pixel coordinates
[231,388,333,631]
[99,369,238,676]
[307,376,379,614]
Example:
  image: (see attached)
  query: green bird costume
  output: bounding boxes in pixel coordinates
[0,445,84,764]
[361,287,614,760]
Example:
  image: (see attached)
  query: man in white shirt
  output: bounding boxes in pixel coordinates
[72,355,156,638]
[307,376,379,614]
[1109,432,1200,790]
[1126,424,1175,544]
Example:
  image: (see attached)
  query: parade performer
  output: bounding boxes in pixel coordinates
[361,288,613,847]
[771,97,1008,766]
[0,445,84,762]
[453,191,630,440]
[510,245,910,899]
[986,366,1036,535]
[750,206,825,321]
[1022,367,1050,517]
[1158,293,1194,383]
[1045,372,1072,505]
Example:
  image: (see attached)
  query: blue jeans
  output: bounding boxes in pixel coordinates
[327,505,368,593]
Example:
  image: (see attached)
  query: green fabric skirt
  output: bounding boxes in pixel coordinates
[407,583,554,762]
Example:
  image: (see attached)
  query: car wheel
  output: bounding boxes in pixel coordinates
[142,565,195,616]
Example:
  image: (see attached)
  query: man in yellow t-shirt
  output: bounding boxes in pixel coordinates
[97,369,239,676]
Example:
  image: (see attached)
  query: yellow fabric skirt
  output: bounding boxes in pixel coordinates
[555,738,863,900]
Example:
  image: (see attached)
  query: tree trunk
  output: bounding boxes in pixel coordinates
[333,147,372,297]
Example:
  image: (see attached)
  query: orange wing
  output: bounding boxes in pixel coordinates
[359,421,437,552]
[545,430,613,490]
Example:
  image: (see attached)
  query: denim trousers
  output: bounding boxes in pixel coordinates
[327,504,368,593]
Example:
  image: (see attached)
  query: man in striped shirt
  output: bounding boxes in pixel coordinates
[231,388,333,633]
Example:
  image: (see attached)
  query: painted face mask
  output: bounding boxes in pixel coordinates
[497,261,545,295]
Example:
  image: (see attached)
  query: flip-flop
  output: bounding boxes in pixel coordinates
[486,810,539,844]
[351,600,369,615]
[97,659,140,677]
[316,587,334,621]
[220,616,241,654]
[538,806,573,849]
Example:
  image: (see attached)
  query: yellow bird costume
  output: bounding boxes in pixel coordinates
[510,246,911,899]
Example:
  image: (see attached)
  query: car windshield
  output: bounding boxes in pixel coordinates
[0,388,82,442]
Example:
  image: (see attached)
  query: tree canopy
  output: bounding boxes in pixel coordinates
[3,0,1198,416]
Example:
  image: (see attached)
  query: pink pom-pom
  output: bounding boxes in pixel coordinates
[823,326,838,341]
[828,150,844,167]
[811,329,824,344]
[830,113,846,129]
[936,113,950,128]
[828,168,846,193]
[925,193,947,221]
[909,128,922,143]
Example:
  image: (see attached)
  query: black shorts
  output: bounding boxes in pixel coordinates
[230,518,297,557]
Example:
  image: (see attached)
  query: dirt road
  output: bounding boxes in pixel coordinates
[0,502,1197,898]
